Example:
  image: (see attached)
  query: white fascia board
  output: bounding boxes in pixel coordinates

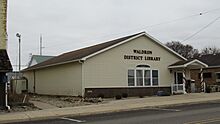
[168,65,185,69]
[184,59,208,68]
[23,59,81,71]
[81,33,145,61]
[82,32,187,61]
[143,33,187,61]
[205,65,220,69]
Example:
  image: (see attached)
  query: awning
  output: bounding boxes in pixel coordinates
[168,59,208,69]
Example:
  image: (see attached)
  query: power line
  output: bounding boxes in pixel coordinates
[182,16,220,42]
[44,8,220,49]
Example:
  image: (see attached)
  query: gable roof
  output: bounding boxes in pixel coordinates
[22,32,187,71]
[195,53,220,67]
[33,55,54,63]
[28,55,55,67]
[168,59,208,68]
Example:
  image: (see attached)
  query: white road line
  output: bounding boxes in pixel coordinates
[152,108,181,112]
[61,117,86,123]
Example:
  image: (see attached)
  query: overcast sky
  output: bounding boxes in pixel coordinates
[7,0,220,70]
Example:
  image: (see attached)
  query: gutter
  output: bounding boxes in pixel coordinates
[22,59,81,72]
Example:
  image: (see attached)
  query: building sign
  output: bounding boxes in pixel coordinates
[124,49,161,61]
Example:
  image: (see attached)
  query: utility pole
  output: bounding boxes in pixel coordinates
[40,34,42,55]
[39,34,45,55]
[16,33,21,71]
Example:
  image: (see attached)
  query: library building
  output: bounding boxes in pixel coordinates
[22,32,208,97]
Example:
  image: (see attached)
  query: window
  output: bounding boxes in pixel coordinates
[128,70,135,86]
[144,70,151,86]
[198,72,212,79]
[204,73,212,78]
[136,70,143,86]
[152,70,159,85]
[128,69,159,86]
[216,73,220,79]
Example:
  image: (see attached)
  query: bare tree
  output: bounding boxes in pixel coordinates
[201,46,220,55]
[166,41,199,59]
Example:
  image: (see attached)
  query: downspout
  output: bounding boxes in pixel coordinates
[33,70,36,94]
[5,81,10,110]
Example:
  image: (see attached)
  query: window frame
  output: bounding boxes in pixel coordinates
[198,72,212,79]
[127,67,159,87]
[152,70,159,86]
[128,69,135,86]
[216,72,220,79]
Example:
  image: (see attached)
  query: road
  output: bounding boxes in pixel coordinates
[7,101,220,124]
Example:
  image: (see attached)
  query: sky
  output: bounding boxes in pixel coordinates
[7,0,220,71]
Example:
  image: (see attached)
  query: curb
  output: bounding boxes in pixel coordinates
[1,96,220,123]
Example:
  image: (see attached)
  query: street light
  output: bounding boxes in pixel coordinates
[16,33,21,71]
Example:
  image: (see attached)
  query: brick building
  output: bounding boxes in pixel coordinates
[190,54,220,91]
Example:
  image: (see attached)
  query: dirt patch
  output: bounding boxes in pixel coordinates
[29,95,105,108]
[0,103,40,114]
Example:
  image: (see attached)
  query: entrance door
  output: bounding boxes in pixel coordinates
[175,72,183,84]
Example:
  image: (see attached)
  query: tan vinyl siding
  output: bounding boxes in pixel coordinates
[24,62,82,96]
[83,36,182,88]
[23,71,35,93]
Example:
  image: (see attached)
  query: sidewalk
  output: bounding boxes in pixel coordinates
[1,93,220,123]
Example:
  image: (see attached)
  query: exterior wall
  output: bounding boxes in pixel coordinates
[190,67,220,90]
[0,0,7,49]
[85,87,171,98]
[23,71,35,93]
[83,36,183,94]
[24,62,82,96]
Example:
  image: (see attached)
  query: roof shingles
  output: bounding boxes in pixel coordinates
[23,32,144,71]
[196,54,220,66]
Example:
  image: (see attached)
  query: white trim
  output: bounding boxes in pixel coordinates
[22,59,81,71]
[168,59,208,69]
[184,59,208,67]
[168,65,185,69]
[81,33,144,61]
[152,69,160,86]
[82,32,187,61]
[175,71,183,84]
[127,67,159,87]
[205,65,220,69]
[143,33,187,61]
[25,32,187,71]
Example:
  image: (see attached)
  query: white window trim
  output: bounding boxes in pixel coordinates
[175,71,183,84]
[128,68,159,87]
[128,69,135,86]
[216,72,220,79]
[152,69,160,86]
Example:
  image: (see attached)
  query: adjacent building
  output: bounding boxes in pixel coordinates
[28,55,55,67]
[22,32,207,97]
[190,54,220,91]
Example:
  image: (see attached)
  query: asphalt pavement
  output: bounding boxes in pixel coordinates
[7,100,220,124]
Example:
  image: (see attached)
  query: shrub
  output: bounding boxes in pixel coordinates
[97,94,104,98]
[139,95,144,98]
[122,93,128,98]
[115,95,122,100]
[206,86,211,93]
